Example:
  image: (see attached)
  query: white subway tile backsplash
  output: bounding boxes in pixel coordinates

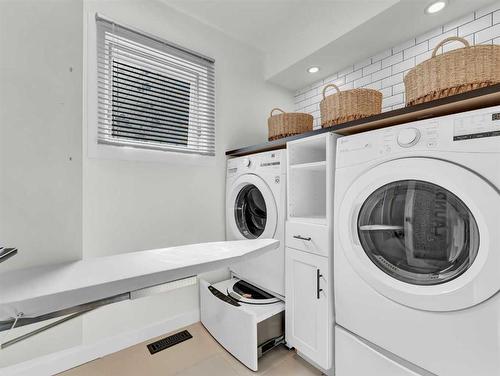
[338,65,354,77]
[403,41,429,59]
[429,29,458,50]
[382,52,403,68]
[459,14,492,36]
[294,4,500,119]
[415,50,432,65]
[392,58,415,75]
[364,80,382,90]
[354,74,373,88]
[442,34,473,53]
[380,86,392,98]
[381,73,404,89]
[495,10,500,24]
[371,49,392,63]
[325,75,345,87]
[305,87,318,99]
[382,93,404,108]
[339,81,354,91]
[346,69,362,83]
[393,82,405,95]
[475,0,500,19]
[444,14,474,33]
[372,66,392,82]
[354,58,372,70]
[476,22,500,44]
[393,38,416,54]
[323,73,338,83]
[363,61,382,76]
[416,27,443,44]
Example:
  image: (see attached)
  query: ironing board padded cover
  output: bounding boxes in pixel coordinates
[0,239,279,321]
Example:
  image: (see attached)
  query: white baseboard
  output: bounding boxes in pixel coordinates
[1,309,200,376]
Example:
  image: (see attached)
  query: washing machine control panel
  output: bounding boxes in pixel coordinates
[227,150,284,177]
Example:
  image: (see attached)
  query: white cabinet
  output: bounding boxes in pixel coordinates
[285,132,339,373]
[285,247,332,369]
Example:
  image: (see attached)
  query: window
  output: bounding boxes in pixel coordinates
[96,15,215,156]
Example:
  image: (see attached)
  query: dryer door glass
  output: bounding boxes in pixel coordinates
[235,184,267,239]
[357,180,479,285]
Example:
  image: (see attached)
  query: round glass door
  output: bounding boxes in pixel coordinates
[357,180,480,285]
[234,184,267,239]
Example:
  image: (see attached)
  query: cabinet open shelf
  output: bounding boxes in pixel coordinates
[290,161,326,171]
[288,215,327,225]
[287,134,330,224]
[288,136,326,165]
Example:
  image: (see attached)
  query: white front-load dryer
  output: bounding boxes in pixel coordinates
[334,106,500,376]
[225,150,286,298]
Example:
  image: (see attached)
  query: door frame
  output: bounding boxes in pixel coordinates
[338,157,500,312]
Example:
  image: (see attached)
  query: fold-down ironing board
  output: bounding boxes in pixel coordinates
[0,239,279,324]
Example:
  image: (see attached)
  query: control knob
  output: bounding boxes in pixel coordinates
[397,128,421,147]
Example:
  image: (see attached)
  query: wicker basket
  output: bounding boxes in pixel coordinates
[320,84,382,128]
[267,108,313,141]
[404,37,500,106]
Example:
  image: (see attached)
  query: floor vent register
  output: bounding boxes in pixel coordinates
[147,330,193,355]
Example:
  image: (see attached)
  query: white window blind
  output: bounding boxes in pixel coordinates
[96,15,216,156]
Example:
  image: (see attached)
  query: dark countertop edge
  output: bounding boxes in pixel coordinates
[226,83,500,157]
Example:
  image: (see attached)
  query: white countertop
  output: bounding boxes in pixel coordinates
[0,239,279,321]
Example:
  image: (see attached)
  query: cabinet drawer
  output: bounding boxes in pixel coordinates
[286,221,330,257]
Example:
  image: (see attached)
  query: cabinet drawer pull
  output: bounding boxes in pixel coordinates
[293,235,311,241]
[316,269,323,299]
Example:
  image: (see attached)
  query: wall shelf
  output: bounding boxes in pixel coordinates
[226,84,500,157]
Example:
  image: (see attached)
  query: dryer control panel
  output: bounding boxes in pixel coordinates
[337,106,500,168]
[227,150,285,178]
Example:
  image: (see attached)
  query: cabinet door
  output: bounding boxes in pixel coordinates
[286,247,331,369]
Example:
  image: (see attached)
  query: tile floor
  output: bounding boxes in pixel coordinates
[60,323,322,376]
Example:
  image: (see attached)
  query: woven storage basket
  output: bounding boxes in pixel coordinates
[405,37,500,106]
[320,84,382,128]
[267,108,313,141]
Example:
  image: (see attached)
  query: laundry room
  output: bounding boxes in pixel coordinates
[0,0,499,375]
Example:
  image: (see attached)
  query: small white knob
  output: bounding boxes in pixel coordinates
[397,128,421,147]
[241,158,251,167]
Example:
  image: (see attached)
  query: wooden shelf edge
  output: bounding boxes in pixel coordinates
[226,84,500,157]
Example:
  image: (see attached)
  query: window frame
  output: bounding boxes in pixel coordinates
[85,13,216,165]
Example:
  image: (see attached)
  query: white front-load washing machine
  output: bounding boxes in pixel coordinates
[225,150,286,298]
[334,106,500,376]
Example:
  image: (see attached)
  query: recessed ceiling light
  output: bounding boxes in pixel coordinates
[425,0,447,14]
[307,66,320,74]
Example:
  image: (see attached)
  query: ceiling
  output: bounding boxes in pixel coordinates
[162,0,497,90]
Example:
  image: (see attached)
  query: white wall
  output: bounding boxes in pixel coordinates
[0,0,84,367]
[0,0,293,370]
[295,0,500,127]
[80,0,293,354]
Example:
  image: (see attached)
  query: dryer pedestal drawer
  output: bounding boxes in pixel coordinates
[286,221,330,257]
[200,278,285,372]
